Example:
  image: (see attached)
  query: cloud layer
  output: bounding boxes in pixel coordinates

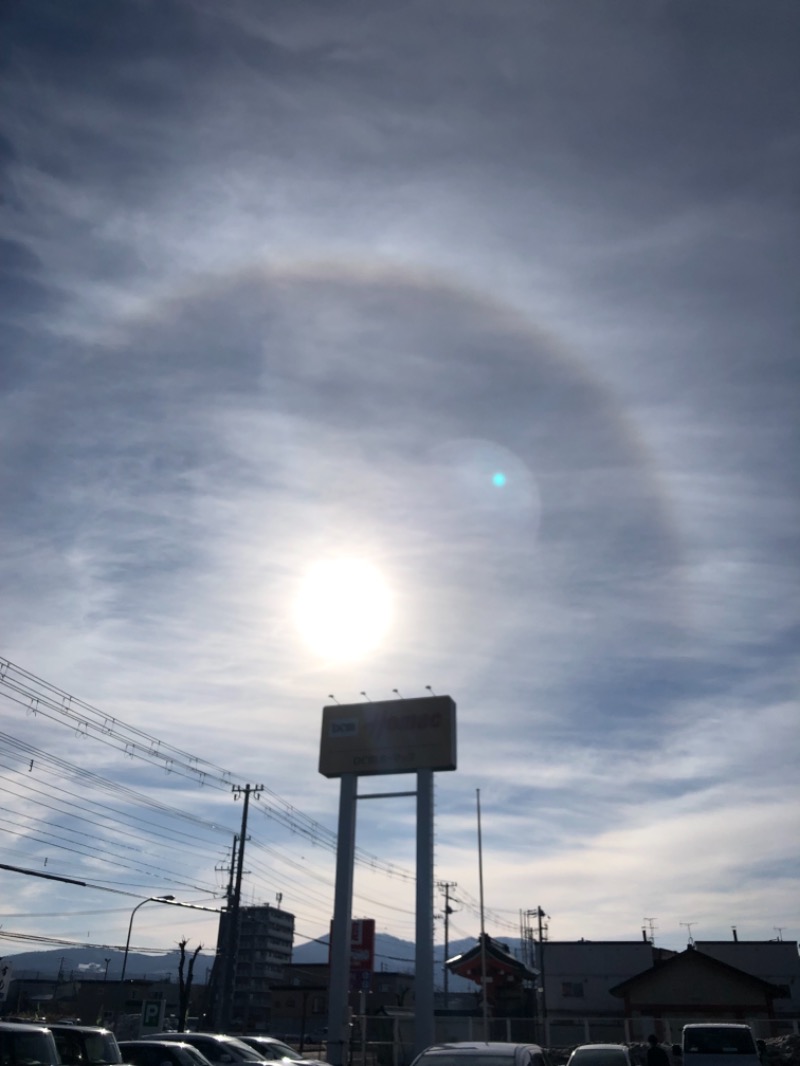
[1,0,798,955]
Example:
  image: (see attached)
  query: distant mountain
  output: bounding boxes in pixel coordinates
[291,932,527,992]
[292,931,417,967]
[0,946,216,982]
[3,933,525,991]
[292,931,525,968]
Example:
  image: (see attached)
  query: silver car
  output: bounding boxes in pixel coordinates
[567,1046,633,1066]
[411,1042,552,1066]
[236,1036,326,1066]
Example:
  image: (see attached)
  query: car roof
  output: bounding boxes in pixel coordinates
[572,1046,628,1051]
[0,1022,54,1032]
[154,1035,240,1041]
[683,1025,750,1030]
[121,1041,198,1047]
[49,1024,114,1033]
[421,1045,544,1054]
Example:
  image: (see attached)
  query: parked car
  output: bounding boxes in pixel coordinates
[0,1021,61,1066]
[236,1036,326,1066]
[48,1024,125,1066]
[567,1046,633,1066]
[411,1042,551,1066]
[119,1040,216,1066]
[673,1024,761,1066]
[151,1034,269,1066]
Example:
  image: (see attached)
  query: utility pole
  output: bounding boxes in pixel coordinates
[437,881,457,999]
[220,783,262,1031]
[209,834,238,1028]
[531,907,548,1042]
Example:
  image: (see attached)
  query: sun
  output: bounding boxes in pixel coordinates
[293,558,393,661]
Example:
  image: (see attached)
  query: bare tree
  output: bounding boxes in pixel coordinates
[177,937,204,1032]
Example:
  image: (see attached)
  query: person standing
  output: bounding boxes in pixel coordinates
[647,1034,671,1066]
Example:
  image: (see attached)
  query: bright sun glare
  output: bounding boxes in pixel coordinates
[294,558,393,662]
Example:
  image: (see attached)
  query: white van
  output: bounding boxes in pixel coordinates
[673,1023,761,1066]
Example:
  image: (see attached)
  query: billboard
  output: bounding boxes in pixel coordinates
[319,695,456,778]
[329,918,376,974]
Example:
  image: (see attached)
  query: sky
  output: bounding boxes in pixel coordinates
[1,0,799,969]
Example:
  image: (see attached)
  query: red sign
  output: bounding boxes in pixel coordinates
[329,918,376,974]
[350,918,375,973]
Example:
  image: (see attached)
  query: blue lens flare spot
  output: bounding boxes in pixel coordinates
[492,471,507,488]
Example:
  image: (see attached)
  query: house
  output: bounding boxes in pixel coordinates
[446,933,538,1018]
[609,945,786,1037]
[695,941,800,1022]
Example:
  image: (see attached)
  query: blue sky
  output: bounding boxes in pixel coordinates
[1,0,798,964]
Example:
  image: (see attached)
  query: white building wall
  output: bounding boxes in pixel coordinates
[541,941,657,1015]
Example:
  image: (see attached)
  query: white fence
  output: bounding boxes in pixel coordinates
[345,1014,800,1066]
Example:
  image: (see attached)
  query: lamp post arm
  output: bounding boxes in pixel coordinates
[121,899,149,983]
[120,894,215,985]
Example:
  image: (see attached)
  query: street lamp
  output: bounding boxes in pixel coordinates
[121,895,176,983]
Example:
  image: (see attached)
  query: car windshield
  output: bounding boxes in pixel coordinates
[685,1032,756,1055]
[181,1049,214,1066]
[86,1035,123,1065]
[225,1045,265,1063]
[246,1045,298,1062]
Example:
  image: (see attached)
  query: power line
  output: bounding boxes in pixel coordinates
[0,657,416,882]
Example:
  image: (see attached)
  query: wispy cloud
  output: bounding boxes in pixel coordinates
[1,0,798,954]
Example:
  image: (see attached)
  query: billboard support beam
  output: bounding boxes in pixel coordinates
[321,696,457,1066]
[415,768,435,1054]
[327,773,357,1066]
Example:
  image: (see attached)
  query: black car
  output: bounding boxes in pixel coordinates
[150,1035,268,1066]
[48,1024,125,1066]
[0,1022,61,1066]
[119,1040,215,1066]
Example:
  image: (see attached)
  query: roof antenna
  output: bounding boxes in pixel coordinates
[426,685,437,696]
[328,694,340,704]
[360,691,371,701]
[392,688,404,699]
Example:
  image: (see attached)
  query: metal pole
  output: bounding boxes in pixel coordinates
[477,790,489,1039]
[327,773,357,1066]
[121,895,175,983]
[537,908,547,1043]
[415,769,435,1055]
